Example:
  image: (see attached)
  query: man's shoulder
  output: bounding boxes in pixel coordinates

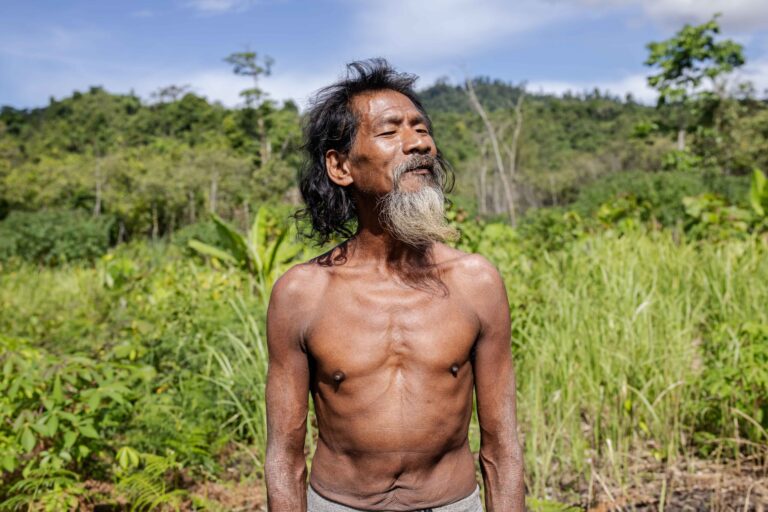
[434,243,502,287]
[270,259,330,308]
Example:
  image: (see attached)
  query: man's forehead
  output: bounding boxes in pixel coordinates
[352,90,424,125]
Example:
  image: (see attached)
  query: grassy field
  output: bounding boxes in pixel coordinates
[1,228,767,509]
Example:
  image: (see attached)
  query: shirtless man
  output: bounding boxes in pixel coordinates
[265,59,525,512]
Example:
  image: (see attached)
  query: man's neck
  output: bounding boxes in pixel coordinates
[345,219,435,265]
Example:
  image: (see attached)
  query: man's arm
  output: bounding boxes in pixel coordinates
[467,257,525,511]
[265,269,312,511]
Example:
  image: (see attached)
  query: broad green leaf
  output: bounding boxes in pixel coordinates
[63,430,78,449]
[21,427,36,452]
[188,239,237,265]
[116,446,141,470]
[211,213,248,263]
[749,168,767,217]
[78,424,100,439]
[47,414,59,436]
[52,374,63,403]
[1,454,17,472]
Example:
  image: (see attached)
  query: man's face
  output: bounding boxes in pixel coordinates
[340,89,456,247]
[347,89,438,196]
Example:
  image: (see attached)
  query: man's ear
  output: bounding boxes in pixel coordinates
[325,149,354,187]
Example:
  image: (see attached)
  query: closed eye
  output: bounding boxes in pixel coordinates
[377,131,396,137]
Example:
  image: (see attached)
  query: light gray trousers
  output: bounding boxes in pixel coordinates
[307,485,483,512]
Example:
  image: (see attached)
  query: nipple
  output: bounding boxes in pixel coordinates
[332,370,346,383]
[450,364,459,377]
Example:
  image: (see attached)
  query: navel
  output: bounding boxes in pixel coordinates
[450,363,459,377]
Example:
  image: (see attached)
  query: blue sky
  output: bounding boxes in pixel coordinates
[1,0,767,109]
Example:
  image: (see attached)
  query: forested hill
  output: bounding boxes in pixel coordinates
[1,70,766,240]
[0,80,655,216]
[420,76,643,113]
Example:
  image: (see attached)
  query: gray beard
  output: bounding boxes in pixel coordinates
[378,157,458,248]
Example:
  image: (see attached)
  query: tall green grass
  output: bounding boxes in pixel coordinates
[213,232,767,502]
[3,233,765,505]
[502,232,768,499]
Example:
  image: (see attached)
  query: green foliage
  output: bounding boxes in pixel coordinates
[749,168,768,218]
[660,149,705,172]
[2,28,768,507]
[115,451,189,511]
[696,322,768,452]
[0,337,155,500]
[224,51,273,106]
[0,210,112,265]
[517,208,587,252]
[571,170,749,226]
[646,15,745,108]
[188,207,303,300]
[204,298,270,462]
[502,232,768,498]
[682,193,753,240]
[0,468,84,511]
[172,220,219,256]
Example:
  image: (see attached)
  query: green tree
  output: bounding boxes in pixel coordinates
[645,14,745,152]
[224,51,275,168]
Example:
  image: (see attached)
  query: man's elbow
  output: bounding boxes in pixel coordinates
[480,430,524,464]
[264,444,307,485]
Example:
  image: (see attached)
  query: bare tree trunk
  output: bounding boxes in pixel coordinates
[258,117,270,167]
[187,190,196,224]
[243,200,250,231]
[93,158,102,216]
[465,78,517,224]
[168,211,176,239]
[504,89,526,185]
[549,174,557,206]
[278,135,292,160]
[492,173,503,215]
[151,204,159,241]
[478,160,488,216]
[209,175,218,214]
[677,128,686,151]
[118,220,126,243]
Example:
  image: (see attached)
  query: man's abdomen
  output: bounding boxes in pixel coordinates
[307,369,478,510]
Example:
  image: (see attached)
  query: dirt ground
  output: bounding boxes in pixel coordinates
[584,458,768,512]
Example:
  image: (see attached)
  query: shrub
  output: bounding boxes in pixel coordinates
[695,322,768,456]
[572,171,749,226]
[171,220,219,256]
[0,210,113,265]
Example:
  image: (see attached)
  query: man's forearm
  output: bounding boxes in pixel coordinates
[479,440,525,512]
[264,449,308,512]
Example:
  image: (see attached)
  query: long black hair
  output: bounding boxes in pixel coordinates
[296,58,452,245]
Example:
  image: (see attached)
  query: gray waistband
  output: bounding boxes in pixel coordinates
[307,485,482,512]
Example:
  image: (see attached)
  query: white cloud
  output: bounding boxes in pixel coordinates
[638,0,768,32]
[350,0,768,65]
[738,57,768,95]
[527,55,768,104]
[352,0,576,63]
[166,68,339,107]
[572,0,768,31]
[2,61,339,109]
[184,0,255,13]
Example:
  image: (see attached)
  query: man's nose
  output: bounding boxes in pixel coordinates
[403,128,434,155]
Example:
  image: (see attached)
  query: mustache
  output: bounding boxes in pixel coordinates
[392,155,442,186]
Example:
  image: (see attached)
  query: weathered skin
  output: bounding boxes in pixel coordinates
[265,90,524,511]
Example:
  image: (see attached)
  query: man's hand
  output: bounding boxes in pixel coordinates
[265,267,313,511]
[465,256,525,511]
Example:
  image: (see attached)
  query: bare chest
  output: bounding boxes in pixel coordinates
[306,278,479,380]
